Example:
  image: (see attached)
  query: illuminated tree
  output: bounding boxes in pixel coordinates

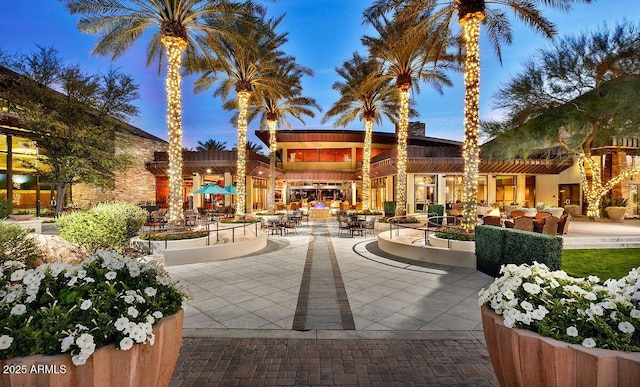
[366,0,594,231]
[65,0,257,225]
[484,22,640,218]
[363,13,455,216]
[192,14,286,216]
[323,52,405,211]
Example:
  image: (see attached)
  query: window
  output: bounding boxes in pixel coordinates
[445,175,487,204]
[288,148,351,162]
[496,175,517,205]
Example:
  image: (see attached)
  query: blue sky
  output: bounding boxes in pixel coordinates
[0,0,638,150]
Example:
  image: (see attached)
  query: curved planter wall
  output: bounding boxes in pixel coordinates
[428,235,475,252]
[481,306,640,387]
[131,236,209,253]
[0,309,184,387]
[377,229,476,268]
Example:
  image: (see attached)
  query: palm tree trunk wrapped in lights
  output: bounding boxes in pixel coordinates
[362,119,374,211]
[460,12,484,232]
[267,120,277,213]
[236,90,250,216]
[162,36,187,225]
[395,89,410,216]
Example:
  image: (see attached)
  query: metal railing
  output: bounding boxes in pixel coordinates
[135,219,260,255]
[385,212,472,248]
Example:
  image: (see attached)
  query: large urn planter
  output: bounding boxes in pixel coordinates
[481,306,640,387]
[605,207,626,223]
[0,309,184,387]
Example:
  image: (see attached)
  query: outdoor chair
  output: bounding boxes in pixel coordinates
[535,211,552,221]
[510,210,526,218]
[482,215,502,227]
[284,220,297,235]
[364,217,376,237]
[513,216,534,232]
[557,214,572,235]
[338,217,352,237]
[533,215,558,235]
[504,219,515,228]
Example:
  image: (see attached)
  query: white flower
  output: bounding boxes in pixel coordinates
[520,301,534,311]
[503,289,515,300]
[77,270,87,279]
[631,309,640,319]
[584,292,597,301]
[115,317,129,331]
[618,321,635,334]
[588,275,600,283]
[123,295,135,304]
[10,269,26,282]
[144,287,157,297]
[61,336,74,352]
[582,338,596,348]
[72,353,89,366]
[76,333,94,349]
[566,326,578,337]
[522,282,541,295]
[120,337,134,351]
[531,309,546,320]
[600,301,616,310]
[127,306,139,318]
[10,304,27,316]
[80,299,92,310]
[0,335,13,350]
[589,304,604,317]
[153,311,163,319]
[67,277,78,287]
[105,271,117,280]
[146,315,155,324]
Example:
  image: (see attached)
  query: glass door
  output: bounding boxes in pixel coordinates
[415,184,436,212]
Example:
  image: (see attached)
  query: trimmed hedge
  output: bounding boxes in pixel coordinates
[0,197,9,219]
[476,225,562,276]
[56,201,147,253]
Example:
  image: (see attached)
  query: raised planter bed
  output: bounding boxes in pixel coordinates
[428,234,475,252]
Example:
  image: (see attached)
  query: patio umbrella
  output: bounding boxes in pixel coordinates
[193,184,228,195]
[223,185,238,195]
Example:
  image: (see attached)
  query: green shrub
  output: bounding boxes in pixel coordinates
[0,222,41,269]
[434,228,475,241]
[476,225,562,270]
[0,197,9,219]
[56,201,147,253]
[383,201,396,217]
[427,204,444,225]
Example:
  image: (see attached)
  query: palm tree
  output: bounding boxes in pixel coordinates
[363,13,455,216]
[365,0,594,231]
[196,139,227,151]
[65,0,257,225]
[192,14,287,216]
[247,64,320,213]
[323,52,402,211]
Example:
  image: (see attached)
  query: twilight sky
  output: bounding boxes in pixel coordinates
[0,0,638,150]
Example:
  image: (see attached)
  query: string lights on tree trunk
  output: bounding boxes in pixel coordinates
[162,36,187,226]
[268,120,277,213]
[460,12,484,232]
[236,91,250,216]
[362,119,374,211]
[396,90,409,216]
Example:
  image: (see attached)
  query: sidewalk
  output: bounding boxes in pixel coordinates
[167,219,498,385]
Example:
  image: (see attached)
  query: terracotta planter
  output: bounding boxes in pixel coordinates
[481,306,640,387]
[0,309,183,387]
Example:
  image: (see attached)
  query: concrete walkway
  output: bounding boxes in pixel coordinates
[167,219,498,385]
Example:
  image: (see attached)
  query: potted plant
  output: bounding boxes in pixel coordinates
[479,262,640,386]
[0,250,190,386]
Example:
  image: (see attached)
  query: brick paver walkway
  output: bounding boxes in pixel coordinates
[170,337,497,386]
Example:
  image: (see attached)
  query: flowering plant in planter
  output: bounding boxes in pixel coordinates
[0,250,189,365]
[479,262,639,351]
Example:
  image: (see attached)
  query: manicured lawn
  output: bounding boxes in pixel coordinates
[561,248,640,280]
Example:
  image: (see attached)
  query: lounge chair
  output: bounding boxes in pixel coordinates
[534,216,558,235]
[482,215,502,227]
[513,216,534,232]
[557,214,572,235]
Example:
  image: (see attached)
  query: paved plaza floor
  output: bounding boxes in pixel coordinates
[167,220,498,385]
